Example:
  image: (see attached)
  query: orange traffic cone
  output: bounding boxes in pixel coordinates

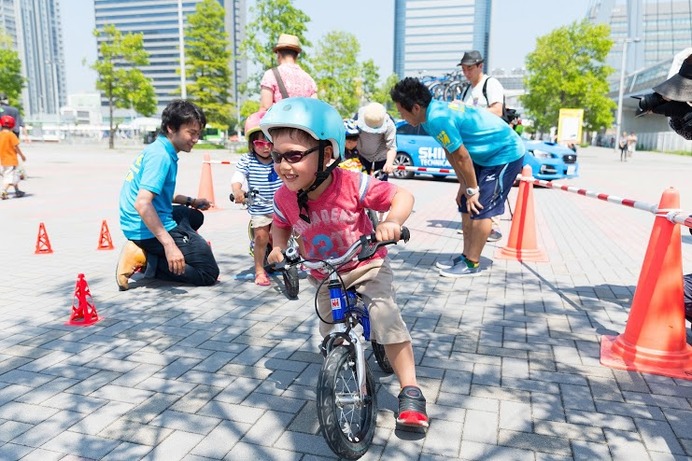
[495,165,548,262]
[35,222,54,254]
[97,220,114,250]
[65,273,101,326]
[600,188,692,379]
[197,153,217,210]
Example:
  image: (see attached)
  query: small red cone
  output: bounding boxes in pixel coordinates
[65,273,101,327]
[600,188,692,379]
[495,165,548,262]
[97,220,115,250]
[197,153,218,210]
[35,222,54,254]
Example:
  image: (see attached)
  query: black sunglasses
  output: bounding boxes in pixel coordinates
[271,145,320,164]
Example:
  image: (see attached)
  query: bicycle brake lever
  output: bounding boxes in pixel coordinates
[357,234,379,261]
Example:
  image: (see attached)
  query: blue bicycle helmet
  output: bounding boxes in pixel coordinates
[260,97,345,161]
[343,118,359,138]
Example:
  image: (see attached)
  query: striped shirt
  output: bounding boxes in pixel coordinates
[235,153,282,215]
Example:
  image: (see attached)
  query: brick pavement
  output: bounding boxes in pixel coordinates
[0,141,691,460]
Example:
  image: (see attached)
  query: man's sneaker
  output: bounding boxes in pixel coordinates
[397,386,429,429]
[15,190,25,198]
[439,262,481,278]
[435,254,465,270]
[487,229,502,242]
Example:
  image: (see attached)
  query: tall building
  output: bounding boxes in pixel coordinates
[94,0,246,112]
[1,0,66,118]
[588,0,692,81]
[393,0,491,78]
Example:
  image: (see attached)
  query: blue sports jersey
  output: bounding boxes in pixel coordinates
[422,99,525,166]
[119,135,179,240]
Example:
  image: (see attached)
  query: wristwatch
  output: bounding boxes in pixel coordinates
[465,187,479,196]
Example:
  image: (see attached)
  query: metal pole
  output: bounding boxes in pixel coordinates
[614,37,640,154]
[614,39,629,154]
[178,0,187,99]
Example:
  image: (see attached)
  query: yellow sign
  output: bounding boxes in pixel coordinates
[557,108,583,143]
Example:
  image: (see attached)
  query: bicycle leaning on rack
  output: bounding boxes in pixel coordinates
[231,188,300,298]
[268,229,407,459]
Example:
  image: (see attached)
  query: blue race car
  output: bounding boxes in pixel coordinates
[393,121,579,181]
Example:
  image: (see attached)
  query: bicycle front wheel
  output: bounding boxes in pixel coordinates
[316,346,377,460]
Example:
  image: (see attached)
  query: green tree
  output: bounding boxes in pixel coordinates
[92,24,156,149]
[240,0,312,94]
[371,74,401,115]
[185,0,233,131]
[0,32,25,108]
[521,20,615,134]
[360,60,381,102]
[312,31,361,116]
[240,100,260,120]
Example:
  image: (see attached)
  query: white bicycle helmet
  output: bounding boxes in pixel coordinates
[343,118,359,138]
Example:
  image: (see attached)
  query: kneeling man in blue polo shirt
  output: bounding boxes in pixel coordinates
[117,100,219,290]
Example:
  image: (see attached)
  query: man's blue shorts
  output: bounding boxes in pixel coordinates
[459,156,524,219]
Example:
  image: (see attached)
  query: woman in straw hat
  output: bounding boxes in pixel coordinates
[260,33,317,110]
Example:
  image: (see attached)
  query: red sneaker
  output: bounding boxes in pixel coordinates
[397,386,429,428]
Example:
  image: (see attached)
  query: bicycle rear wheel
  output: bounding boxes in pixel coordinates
[283,265,299,299]
[316,346,377,459]
[371,341,393,374]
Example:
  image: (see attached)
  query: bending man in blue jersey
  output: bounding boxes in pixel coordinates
[117,100,219,290]
[391,77,525,277]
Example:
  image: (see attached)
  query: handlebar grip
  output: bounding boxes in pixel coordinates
[400,226,410,243]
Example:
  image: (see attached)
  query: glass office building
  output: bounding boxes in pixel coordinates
[588,0,692,82]
[393,0,491,79]
[94,0,246,110]
[1,0,66,117]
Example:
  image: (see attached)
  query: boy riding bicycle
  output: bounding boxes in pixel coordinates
[261,97,428,429]
[231,110,282,286]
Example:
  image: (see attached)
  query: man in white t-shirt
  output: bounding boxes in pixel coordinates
[458,50,505,117]
[458,50,505,242]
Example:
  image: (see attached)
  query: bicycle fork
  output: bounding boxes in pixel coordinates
[328,276,368,398]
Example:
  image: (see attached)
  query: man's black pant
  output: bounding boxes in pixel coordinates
[132,206,219,286]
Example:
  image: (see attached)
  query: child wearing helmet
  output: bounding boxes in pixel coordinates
[0,115,27,199]
[261,97,429,429]
[231,110,282,286]
[338,118,363,172]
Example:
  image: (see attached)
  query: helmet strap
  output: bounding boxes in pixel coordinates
[297,140,337,223]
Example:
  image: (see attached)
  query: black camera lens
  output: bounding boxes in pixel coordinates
[638,92,665,112]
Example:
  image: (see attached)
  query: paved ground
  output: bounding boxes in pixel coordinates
[1,141,691,460]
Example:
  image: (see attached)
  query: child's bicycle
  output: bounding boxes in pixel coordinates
[231,188,301,299]
[269,228,408,459]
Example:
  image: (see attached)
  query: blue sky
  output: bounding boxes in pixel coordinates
[60,0,589,94]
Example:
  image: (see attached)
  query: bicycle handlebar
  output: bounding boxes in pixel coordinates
[276,226,410,272]
[231,188,273,207]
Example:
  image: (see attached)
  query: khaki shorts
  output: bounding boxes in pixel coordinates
[250,214,273,229]
[310,258,411,345]
[1,166,19,187]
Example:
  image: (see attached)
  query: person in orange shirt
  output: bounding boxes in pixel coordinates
[0,115,26,199]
